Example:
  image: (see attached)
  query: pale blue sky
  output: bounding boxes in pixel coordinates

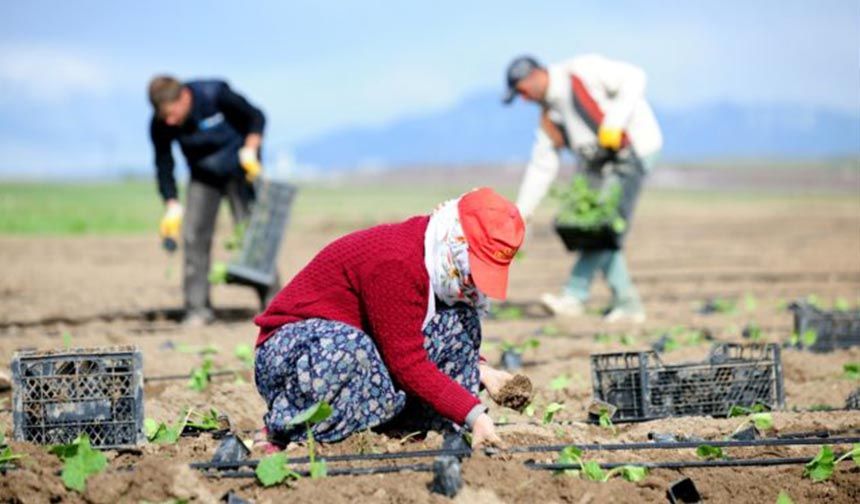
[0,0,858,173]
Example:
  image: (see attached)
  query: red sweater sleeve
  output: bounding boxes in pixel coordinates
[361,260,481,425]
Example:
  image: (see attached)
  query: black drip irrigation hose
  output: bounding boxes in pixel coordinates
[191,436,858,473]
[206,463,435,479]
[191,446,473,470]
[498,435,860,455]
[525,453,854,471]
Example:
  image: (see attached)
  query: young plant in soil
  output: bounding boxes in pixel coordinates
[842,363,860,381]
[491,305,525,321]
[803,444,860,482]
[235,343,255,369]
[549,374,571,392]
[255,401,333,486]
[145,409,193,444]
[695,444,726,460]
[776,491,795,504]
[787,329,818,348]
[598,408,617,435]
[0,429,25,469]
[188,356,216,392]
[49,434,107,493]
[543,402,565,424]
[555,446,647,482]
[743,293,758,313]
[272,402,333,481]
[728,404,773,434]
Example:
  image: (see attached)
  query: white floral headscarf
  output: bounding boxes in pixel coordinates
[423,197,490,328]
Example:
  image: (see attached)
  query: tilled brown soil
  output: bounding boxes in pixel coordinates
[1,188,859,503]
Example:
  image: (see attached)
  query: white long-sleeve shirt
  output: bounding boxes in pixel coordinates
[516,54,663,219]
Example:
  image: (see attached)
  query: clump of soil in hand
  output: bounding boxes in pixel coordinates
[490,374,533,412]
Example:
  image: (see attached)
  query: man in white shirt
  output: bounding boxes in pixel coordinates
[504,55,663,323]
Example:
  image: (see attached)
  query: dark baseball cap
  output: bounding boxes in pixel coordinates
[502,55,542,104]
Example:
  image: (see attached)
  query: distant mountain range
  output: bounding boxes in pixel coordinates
[294,91,860,171]
[0,89,857,179]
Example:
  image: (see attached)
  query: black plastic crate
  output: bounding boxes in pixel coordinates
[590,343,784,422]
[790,302,860,352]
[11,346,144,448]
[553,220,621,251]
[227,179,298,288]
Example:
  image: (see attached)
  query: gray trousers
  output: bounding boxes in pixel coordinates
[183,178,279,312]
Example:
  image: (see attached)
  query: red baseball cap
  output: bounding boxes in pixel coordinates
[458,187,525,300]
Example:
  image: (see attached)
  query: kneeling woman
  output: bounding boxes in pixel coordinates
[253,187,524,448]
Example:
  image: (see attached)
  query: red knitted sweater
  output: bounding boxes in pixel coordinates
[254,215,481,425]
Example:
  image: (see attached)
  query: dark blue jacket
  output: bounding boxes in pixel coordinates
[150,80,265,200]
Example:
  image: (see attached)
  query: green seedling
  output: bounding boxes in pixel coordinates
[802,444,860,482]
[789,329,819,348]
[188,356,215,392]
[842,363,860,380]
[524,403,536,418]
[62,331,73,348]
[702,298,737,314]
[595,333,613,344]
[235,343,254,369]
[801,329,818,347]
[176,343,220,356]
[598,408,617,434]
[255,452,301,487]
[805,294,822,309]
[0,428,25,468]
[185,409,223,431]
[491,305,525,321]
[543,402,565,424]
[499,338,540,354]
[555,446,646,482]
[776,490,794,504]
[290,401,333,479]
[550,374,571,391]
[144,409,193,444]
[728,403,768,417]
[553,175,626,233]
[744,293,758,313]
[618,334,636,346]
[834,297,850,312]
[695,444,726,460]
[744,323,763,342]
[208,261,229,285]
[808,404,835,412]
[776,490,795,504]
[541,324,560,336]
[49,434,107,492]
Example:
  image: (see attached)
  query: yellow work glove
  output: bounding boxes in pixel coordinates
[597,125,624,151]
[159,202,183,252]
[239,146,262,183]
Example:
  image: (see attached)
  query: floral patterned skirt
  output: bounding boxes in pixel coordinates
[254,304,481,443]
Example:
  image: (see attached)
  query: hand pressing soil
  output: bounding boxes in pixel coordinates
[488,374,533,412]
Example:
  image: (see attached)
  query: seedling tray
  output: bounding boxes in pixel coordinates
[590,343,784,422]
[227,179,297,288]
[791,302,860,352]
[553,220,620,251]
[11,346,144,448]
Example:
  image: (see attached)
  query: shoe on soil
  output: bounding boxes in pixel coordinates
[603,306,646,324]
[181,308,215,327]
[539,293,585,317]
